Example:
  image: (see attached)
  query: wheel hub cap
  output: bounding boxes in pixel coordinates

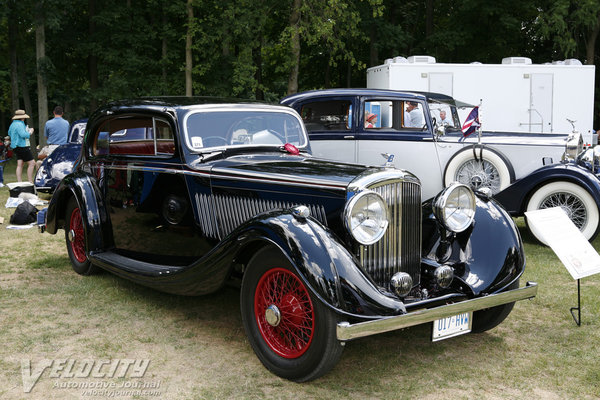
[68,229,75,242]
[265,305,281,327]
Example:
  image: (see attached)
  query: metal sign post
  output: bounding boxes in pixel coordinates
[525,207,600,326]
[570,279,581,326]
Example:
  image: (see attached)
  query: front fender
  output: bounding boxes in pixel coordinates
[494,163,600,215]
[45,170,112,252]
[422,195,525,296]
[235,210,406,319]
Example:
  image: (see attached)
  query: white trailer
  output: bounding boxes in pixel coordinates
[367,56,596,143]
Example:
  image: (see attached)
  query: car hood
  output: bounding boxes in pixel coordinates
[208,154,373,191]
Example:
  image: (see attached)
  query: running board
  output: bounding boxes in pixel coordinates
[89,251,183,277]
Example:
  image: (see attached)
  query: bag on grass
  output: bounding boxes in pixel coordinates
[10,201,38,225]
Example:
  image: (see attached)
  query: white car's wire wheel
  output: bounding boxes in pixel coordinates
[444,147,513,195]
[526,181,600,244]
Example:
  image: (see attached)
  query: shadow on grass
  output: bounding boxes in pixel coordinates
[68,265,512,384]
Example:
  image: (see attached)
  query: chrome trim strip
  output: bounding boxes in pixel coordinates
[211,167,348,189]
[336,282,538,341]
[210,194,328,238]
[94,163,348,190]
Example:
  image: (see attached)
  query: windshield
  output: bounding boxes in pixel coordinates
[427,101,461,130]
[184,109,307,152]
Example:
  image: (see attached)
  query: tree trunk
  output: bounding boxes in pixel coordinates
[426,0,434,38]
[8,12,20,112]
[185,0,194,97]
[162,8,168,87]
[35,1,47,149]
[18,57,33,123]
[346,59,352,87]
[89,0,98,112]
[586,11,600,65]
[253,42,264,100]
[287,0,301,95]
[369,25,378,68]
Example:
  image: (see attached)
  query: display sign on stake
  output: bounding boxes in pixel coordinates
[525,207,600,325]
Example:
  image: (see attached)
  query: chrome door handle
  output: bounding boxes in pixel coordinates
[343,135,355,139]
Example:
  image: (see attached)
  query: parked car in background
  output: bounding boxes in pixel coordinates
[281,89,600,243]
[35,119,87,193]
[43,97,536,381]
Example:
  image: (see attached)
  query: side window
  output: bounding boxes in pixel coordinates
[155,119,175,155]
[404,101,425,129]
[300,100,352,132]
[94,117,174,156]
[364,100,427,131]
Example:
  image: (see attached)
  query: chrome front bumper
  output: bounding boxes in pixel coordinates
[336,281,538,341]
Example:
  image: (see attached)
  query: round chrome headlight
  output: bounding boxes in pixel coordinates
[345,190,388,245]
[563,132,583,161]
[433,183,476,233]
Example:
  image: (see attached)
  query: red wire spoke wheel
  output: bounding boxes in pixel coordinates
[241,246,344,381]
[69,206,87,263]
[65,197,97,275]
[254,267,315,358]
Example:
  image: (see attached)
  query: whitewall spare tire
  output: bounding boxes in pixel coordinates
[444,147,514,195]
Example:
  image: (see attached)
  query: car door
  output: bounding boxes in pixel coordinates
[357,97,446,200]
[297,96,359,163]
[89,114,206,265]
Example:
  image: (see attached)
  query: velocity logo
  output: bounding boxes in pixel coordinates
[21,358,150,393]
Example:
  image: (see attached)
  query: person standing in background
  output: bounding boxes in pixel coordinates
[44,106,69,146]
[0,136,10,187]
[8,109,35,183]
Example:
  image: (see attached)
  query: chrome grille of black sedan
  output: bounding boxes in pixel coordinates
[359,180,422,290]
[195,193,328,239]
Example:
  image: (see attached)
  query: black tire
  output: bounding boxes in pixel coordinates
[472,279,519,333]
[65,197,99,275]
[240,246,344,382]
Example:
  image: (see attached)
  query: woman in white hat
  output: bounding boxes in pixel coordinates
[8,109,35,182]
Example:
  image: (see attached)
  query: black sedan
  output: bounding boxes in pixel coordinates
[44,98,537,381]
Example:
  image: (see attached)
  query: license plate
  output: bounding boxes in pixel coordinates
[432,312,472,341]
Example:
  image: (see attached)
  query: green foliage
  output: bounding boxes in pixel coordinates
[1,0,600,125]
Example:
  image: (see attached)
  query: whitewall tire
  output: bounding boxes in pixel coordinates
[444,147,513,195]
[526,181,600,244]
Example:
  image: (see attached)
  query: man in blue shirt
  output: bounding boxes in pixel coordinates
[44,106,69,145]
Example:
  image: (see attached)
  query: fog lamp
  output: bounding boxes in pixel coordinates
[434,265,454,288]
[390,272,413,297]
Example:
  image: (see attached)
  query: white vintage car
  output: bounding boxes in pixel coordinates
[282,89,600,243]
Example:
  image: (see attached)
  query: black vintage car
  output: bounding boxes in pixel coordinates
[44,98,537,382]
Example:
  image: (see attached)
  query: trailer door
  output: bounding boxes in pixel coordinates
[530,73,553,133]
[429,72,453,97]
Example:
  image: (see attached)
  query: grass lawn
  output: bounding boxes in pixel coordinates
[1,157,600,399]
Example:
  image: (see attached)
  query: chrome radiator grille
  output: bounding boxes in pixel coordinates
[195,193,328,239]
[359,180,422,290]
